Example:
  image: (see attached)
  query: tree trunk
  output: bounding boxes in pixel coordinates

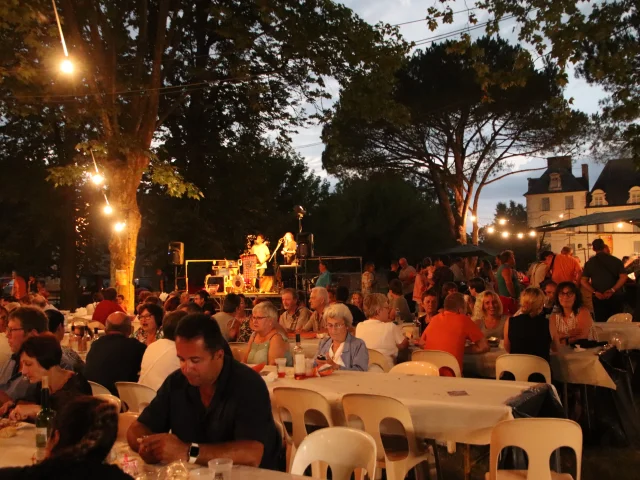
[59,186,78,310]
[108,158,144,311]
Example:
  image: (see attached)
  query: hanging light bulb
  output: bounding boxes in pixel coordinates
[529,230,536,237]
[498,218,507,225]
[91,173,104,185]
[559,213,564,218]
[487,227,495,234]
[469,215,477,222]
[60,58,74,74]
[502,231,509,238]
[114,222,126,232]
[103,204,113,215]
[617,222,624,228]
[517,233,524,239]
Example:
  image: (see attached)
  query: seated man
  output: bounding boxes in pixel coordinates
[421,292,489,373]
[45,309,85,374]
[278,289,310,332]
[84,312,146,396]
[302,287,329,332]
[127,314,281,469]
[0,307,49,408]
[212,293,242,340]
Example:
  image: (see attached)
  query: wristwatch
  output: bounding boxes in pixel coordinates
[188,443,200,464]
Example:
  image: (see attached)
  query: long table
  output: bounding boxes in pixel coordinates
[463,346,617,390]
[264,368,557,446]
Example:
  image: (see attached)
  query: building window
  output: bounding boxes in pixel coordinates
[629,187,640,204]
[541,197,550,211]
[549,173,561,191]
[565,196,574,210]
[590,189,607,207]
[596,224,605,233]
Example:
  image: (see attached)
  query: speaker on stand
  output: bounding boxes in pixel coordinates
[168,242,184,291]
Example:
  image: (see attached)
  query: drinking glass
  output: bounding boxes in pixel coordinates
[305,358,315,376]
[208,458,233,480]
[275,358,287,378]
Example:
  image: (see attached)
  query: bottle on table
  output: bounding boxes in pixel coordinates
[35,376,56,462]
[293,333,306,380]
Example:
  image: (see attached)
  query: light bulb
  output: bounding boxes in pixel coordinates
[529,230,537,237]
[502,231,509,238]
[103,204,113,215]
[487,227,495,234]
[60,59,74,74]
[617,222,623,228]
[559,213,564,218]
[114,222,126,232]
[91,173,104,185]
[498,218,507,225]
[469,215,477,222]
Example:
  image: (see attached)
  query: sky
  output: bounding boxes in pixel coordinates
[289,0,609,228]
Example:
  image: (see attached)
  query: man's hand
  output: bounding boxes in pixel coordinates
[594,291,605,300]
[0,401,14,417]
[9,404,40,422]
[138,433,188,464]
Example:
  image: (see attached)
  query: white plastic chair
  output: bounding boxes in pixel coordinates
[95,394,122,412]
[89,380,112,396]
[390,361,439,376]
[115,382,157,413]
[117,412,139,442]
[496,354,551,383]
[228,342,249,362]
[367,349,391,373]
[291,427,377,480]
[486,418,582,480]
[607,313,632,323]
[342,394,438,480]
[412,349,462,377]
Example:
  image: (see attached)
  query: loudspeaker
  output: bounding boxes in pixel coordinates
[296,232,314,259]
[168,241,184,265]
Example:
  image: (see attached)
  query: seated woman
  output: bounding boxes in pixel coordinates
[350,292,364,311]
[243,301,292,366]
[315,303,368,371]
[133,303,164,345]
[388,279,413,323]
[0,396,130,479]
[7,334,91,421]
[472,291,508,339]
[356,293,408,366]
[551,281,595,344]
[504,287,560,363]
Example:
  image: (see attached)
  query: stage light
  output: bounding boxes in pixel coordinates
[91,173,104,185]
[60,59,74,74]
[114,222,126,232]
[103,204,113,215]
[517,233,524,239]
[487,227,495,234]
[469,215,477,222]
[502,231,509,238]
[559,213,564,218]
[498,218,507,225]
[529,230,536,237]
[617,222,624,228]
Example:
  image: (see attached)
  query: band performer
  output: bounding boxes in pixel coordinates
[281,232,297,265]
[251,234,270,277]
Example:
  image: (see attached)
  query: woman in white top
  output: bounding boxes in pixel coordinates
[138,310,187,391]
[551,281,595,344]
[356,293,408,366]
[472,291,508,339]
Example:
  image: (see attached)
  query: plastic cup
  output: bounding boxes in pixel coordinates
[275,358,287,378]
[305,358,315,377]
[208,458,233,480]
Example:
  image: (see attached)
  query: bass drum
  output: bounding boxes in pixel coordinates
[232,274,245,292]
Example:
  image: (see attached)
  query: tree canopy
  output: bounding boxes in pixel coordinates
[322,36,588,245]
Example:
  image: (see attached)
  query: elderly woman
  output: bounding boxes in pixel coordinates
[133,303,163,345]
[244,301,292,366]
[356,293,408,366]
[551,281,595,344]
[315,303,368,371]
[472,291,508,339]
[504,287,560,363]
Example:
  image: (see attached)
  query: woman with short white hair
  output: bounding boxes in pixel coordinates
[315,303,368,371]
[243,302,292,366]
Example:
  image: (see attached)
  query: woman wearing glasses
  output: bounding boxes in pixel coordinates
[551,281,595,344]
[244,301,292,366]
[315,303,368,371]
[132,303,164,346]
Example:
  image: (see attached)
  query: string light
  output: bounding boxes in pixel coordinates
[498,218,507,225]
[529,230,537,237]
[517,233,524,239]
[52,0,74,74]
[114,222,126,232]
[103,204,113,215]
[501,231,510,238]
[617,222,624,228]
[487,227,495,234]
[60,59,74,74]
[559,213,564,218]
[91,173,104,185]
[469,215,477,222]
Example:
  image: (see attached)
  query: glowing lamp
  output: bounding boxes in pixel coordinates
[487,227,495,234]
[114,222,126,232]
[91,173,104,185]
[498,218,507,225]
[60,59,74,74]
[501,231,509,238]
[103,204,113,215]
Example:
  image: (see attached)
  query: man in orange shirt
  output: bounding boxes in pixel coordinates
[551,246,582,284]
[419,292,489,373]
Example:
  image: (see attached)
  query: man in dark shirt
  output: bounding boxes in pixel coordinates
[84,312,146,395]
[127,314,281,469]
[580,239,628,322]
[336,286,366,327]
[433,255,455,295]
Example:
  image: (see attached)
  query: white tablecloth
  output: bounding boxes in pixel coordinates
[265,368,541,445]
[594,323,640,350]
[463,347,617,390]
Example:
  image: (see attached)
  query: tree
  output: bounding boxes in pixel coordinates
[424,0,639,161]
[1,0,406,303]
[322,37,588,246]
[308,173,453,266]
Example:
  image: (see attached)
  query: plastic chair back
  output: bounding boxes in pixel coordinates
[291,427,377,480]
[228,342,249,362]
[488,418,582,480]
[389,361,439,376]
[95,393,122,412]
[273,387,334,448]
[115,382,157,413]
[117,412,138,442]
[367,349,391,372]
[411,349,461,377]
[496,354,551,383]
[607,313,632,323]
[89,380,112,396]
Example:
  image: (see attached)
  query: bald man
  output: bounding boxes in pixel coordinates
[84,311,147,395]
